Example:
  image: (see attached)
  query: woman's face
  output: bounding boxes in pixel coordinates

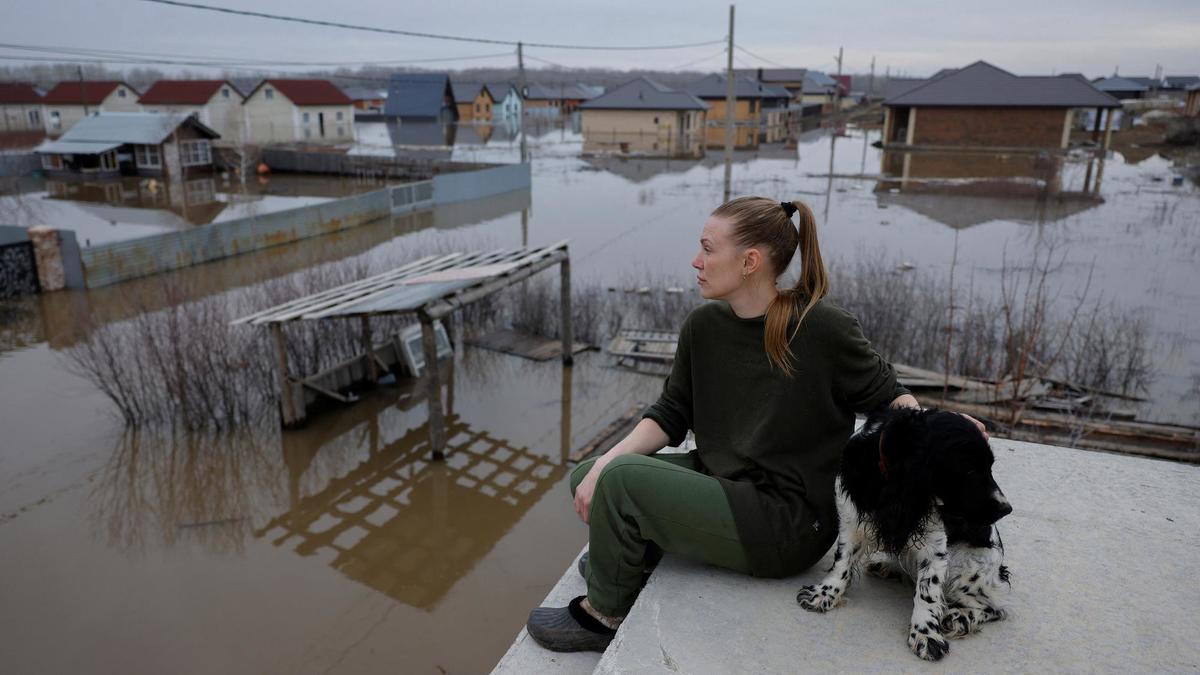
[692,216,745,300]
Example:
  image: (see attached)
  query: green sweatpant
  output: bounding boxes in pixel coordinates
[569,452,751,617]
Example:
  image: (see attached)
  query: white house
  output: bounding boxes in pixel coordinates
[0,83,45,133]
[138,80,245,145]
[41,80,140,136]
[242,79,354,144]
[485,81,523,121]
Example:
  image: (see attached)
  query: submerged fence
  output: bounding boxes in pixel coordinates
[77,163,530,288]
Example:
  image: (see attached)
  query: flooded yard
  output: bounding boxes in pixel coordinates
[1,122,1198,673]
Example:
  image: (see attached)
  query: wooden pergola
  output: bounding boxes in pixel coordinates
[233,241,572,459]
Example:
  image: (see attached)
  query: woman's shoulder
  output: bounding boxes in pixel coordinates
[797,297,862,339]
[681,301,730,328]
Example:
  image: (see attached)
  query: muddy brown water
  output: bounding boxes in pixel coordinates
[1,124,1198,673]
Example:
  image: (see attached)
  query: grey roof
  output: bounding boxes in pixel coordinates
[1164,75,1200,89]
[523,82,599,100]
[451,81,491,104]
[1125,76,1160,88]
[35,112,217,154]
[885,61,1121,108]
[802,71,838,95]
[576,84,605,99]
[385,73,453,118]
[684,74,791,100]
[735,68,807,83]
[1190,82,1200,92]
[485,81,516,100]
[36,139,122,155]
[579,77,708,111]
[884,77,928,100]
[341,85,384,101]
[1093,76,1150,93]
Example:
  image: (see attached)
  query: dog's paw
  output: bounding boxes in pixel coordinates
[940,608,974,639]
[796,584,842,612]
[908,624,950,661]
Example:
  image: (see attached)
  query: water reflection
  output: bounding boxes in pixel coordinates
[875,150,1107,228]
[46,177,227,225]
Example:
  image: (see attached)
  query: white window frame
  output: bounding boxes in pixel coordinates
[50,110,61,129]
[41,154,62,170]
[265,88,274,100]
[118,88,127,98]
[135,144,162,168]
[222,88,230,99]
[179,139,211,167]
[336,111,343,121]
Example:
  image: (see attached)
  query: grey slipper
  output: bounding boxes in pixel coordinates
[526,596,616,653]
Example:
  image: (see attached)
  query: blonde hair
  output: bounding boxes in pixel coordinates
[711,196,829,376]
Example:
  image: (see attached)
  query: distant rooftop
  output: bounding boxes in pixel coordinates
[1164,75,1200,89]
[579,77,708,111]
[43,81,134,105]
[36,112,218,154]
[0,82,42,104]
[385,73,453,118]
[1093,76,1150,93]
[252,79,351,106]
[451,82,490,104]
[885,61,1121,108]
[138,80,239,105]
[684,73,791,100]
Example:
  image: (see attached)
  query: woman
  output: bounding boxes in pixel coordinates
[527,197,974,653]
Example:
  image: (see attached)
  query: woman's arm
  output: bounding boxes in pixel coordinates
[573,418,670,523]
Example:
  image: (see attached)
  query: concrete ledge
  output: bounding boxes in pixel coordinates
[597,438,1200,673]
[495,437,1200,673]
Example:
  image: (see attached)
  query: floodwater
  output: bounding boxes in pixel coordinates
[1,121,1199,673]
[0,173,392,245]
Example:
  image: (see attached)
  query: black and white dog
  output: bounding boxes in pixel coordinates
[797,408,1012,661]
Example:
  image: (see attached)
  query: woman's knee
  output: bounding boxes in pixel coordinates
[592,454,658,500]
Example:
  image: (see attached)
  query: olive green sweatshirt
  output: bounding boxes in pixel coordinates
[643,299,909,577]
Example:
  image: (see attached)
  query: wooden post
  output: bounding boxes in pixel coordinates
[360,315,377,382]
[559,254,574,366]
[560,363,573,464]
[420,312,446,460]
[1102,107,1115,153]
[270,323,298,425]
[1091,106,1102,143]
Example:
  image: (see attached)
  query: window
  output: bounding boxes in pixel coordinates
[100,151,117,171]
[41,154,62,170]
[50,111,61,129]
[302,112,310,123]
[179,139,211,166]
[336,111,343,121]
[135,144,162,168]
[118,88,126,98]
[265,88,274,100]
[475,103,481,113]
[222,88,230,98]
[28,109,40,126]
[750,100,758,114]
[653,116,659,124]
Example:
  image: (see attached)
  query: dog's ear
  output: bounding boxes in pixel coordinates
[873,410,940,553]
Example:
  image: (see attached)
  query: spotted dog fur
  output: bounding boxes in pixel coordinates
[797,408,1012,662]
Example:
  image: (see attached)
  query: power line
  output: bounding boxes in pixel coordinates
[139,0,725,51]
[0,41,513,68]
[733,45,790,69]
[666,49,727,71]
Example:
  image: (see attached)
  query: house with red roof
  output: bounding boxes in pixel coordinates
[0,83,45,133]
[138,80,245,144]
[242,79,354,144]
[41,80,140,136]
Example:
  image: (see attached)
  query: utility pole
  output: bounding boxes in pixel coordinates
[833,46,843,129]
[517,42,528,164]
[722,4,735,203]
[78,66,89,117]
[868,56,876,104]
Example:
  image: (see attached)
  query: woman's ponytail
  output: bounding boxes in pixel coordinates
[763,200,828,376]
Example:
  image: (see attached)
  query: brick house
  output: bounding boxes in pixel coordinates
[0,83,45,133]
[35,112,218,180]
[138,80,245,144]
[242,79,354,144]
[1186,83,1200,117]
[42,80,141,136]
[882,61,1121,151]
[579,77,708,157]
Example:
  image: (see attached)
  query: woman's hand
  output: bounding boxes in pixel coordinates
[573,456,611,524]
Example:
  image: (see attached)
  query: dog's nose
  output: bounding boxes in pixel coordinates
[993,490,1013,519]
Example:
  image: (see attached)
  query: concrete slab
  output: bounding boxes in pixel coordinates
[491,547,601,674]
[596,439,1200,674]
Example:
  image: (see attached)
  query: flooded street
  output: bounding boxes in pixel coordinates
[1,123,1198,673]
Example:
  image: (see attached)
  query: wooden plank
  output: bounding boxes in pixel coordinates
[466,329,592,361]
[568,403,646,463]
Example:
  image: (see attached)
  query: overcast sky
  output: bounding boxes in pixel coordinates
[4,0,1199,78]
